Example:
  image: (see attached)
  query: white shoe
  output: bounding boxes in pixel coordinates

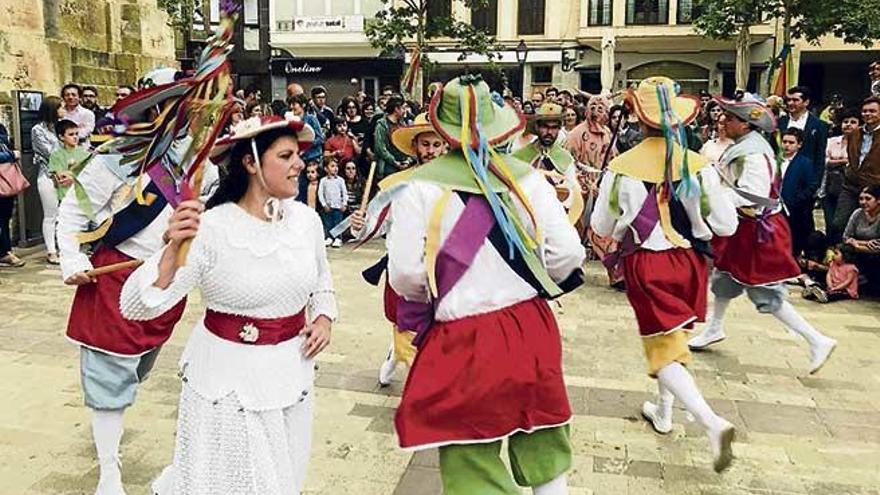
[95,459,126,495]
[808,337,837,374]
[708,420,735,473]
[331,238,343,248]
[378,347,398,387]
[688,326,726,350]
[641,401,672,434]
[324,237,332,246]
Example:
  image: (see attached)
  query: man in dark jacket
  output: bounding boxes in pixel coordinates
[780,128,820,257]
[833,96,880,236]
[778,86,828,179]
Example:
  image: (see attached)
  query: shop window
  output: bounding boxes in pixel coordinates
[627,61,709,95]
[589,0,613,26]
[362,77,378,101]
[580,70,602,93]
[518,0,546,35]
[677,0,703,24]
[472,0,498,35]
[532,65,553,84]
[626,0,669,25]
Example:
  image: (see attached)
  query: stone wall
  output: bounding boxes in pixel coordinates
[0,0,177,121]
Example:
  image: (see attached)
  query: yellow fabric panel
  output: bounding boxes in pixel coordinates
[393,325,418,367]
[426,188,452,298]
[609,138,708,183]
[642,330,692,377]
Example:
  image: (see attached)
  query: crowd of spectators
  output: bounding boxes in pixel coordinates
[2,66,878,300]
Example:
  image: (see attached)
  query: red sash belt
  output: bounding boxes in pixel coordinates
[204,309,306,345]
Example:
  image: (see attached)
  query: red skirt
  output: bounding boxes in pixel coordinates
[623,248,708,336]
[67,246,186,356]
[395,297,571,450]
[712,212,801,286]
[383,280,399,324]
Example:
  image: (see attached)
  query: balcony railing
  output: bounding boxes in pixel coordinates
[276,15,365,33]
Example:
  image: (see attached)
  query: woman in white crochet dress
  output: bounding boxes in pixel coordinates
[120,114,335,495]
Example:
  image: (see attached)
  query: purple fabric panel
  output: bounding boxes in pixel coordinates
[631,185,660,244]
[435,196,495,300]
[397,195,497,348]
[147,164,192,208]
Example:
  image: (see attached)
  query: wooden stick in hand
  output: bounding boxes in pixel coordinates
[360,161,378,212]
[85,259,144,278]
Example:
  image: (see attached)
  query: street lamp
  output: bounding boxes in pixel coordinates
[561,46,580,72]
[515,40,528,98]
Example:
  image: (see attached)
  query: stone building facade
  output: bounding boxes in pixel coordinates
[0,0,177,114]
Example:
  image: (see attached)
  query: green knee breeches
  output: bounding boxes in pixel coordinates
[438,425,572,495]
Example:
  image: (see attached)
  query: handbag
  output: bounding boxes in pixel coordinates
[0,142,30,196]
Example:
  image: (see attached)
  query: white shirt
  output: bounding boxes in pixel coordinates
[591,166,738,251]
[787,112,809,130]
[56,149,219,281]
[386,172,585,322]
[64,105,96,140]
[120,201,337,410]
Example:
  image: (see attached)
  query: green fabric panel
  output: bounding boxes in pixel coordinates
[439,441,520,495]
[511,142,574,175]
[509,425,572,487]
[609,174,623,219]
[698,173,711,219]
[410,150,533,193]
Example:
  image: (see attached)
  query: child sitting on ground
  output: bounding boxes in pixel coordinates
[318,160,348,248]
[803,244,859,303]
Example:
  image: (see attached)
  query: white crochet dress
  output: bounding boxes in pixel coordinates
[120,200,337,495]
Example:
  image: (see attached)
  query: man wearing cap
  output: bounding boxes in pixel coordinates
[348,113,447,386]
[688,94,837,374]
[56,66,222,495]
[591,76,739,473]
[512,103,583,223]
[386,75,584,495]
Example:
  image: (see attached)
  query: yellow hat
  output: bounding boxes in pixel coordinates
[391,113,440,157]
[625,76,700,129]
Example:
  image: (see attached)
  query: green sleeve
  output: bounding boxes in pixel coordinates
[373,120,396,165]
[47,149,65,173]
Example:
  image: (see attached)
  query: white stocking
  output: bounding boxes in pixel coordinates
[533,474,568,495]
[772,301,827,347]
[92,408,124,467]
[706,297,731,333]
[656,363,723,432]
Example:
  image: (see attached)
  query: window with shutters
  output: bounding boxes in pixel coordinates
[518,0,546,35]
[472,0,498,35]
[626,0,669,25]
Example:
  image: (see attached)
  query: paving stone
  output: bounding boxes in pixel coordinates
[3,247,880,494]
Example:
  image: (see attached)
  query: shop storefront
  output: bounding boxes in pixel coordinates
[269,57,403,107]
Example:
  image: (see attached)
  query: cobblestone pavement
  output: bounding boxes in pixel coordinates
[1,243,879,495]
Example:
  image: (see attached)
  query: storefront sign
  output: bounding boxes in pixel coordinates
[283,61,323,75]
[294,15,364,33]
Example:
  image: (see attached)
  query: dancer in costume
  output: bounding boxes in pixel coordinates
[512,102,584,227]
[591,77,739,472]
[120,114,334,494]
[347,113,447,386]
[56,10,236,493]
[566,94,623,286]
[687,94,837,374]
[387,76,585,495]
[57,71,224,495]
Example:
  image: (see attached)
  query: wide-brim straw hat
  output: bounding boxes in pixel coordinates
[391,113,439,157]
[714,92,778,133]
[526,102,564,134]
[210,114,315,168]
[625,76,700,129]
[428,74,525,149]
